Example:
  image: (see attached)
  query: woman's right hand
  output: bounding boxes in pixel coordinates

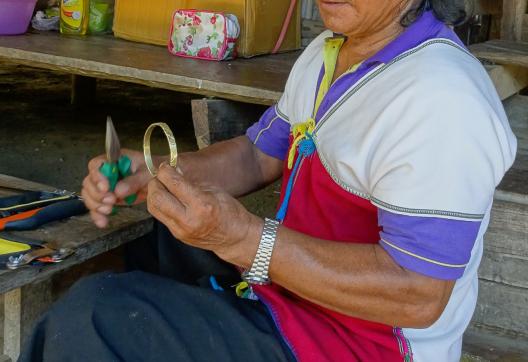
[81,148,162,228]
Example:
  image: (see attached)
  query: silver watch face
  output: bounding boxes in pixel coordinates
[242,271,271,286]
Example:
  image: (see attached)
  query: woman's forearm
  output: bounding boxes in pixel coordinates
[176,136,283,197]
[230,224,455,328]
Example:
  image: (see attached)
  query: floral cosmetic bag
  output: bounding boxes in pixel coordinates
[168,9,240,61]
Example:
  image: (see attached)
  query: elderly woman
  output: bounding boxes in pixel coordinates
[21,0,516,361]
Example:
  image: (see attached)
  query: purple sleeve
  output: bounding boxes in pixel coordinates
[246,105,291,161]
[378,209,481,280]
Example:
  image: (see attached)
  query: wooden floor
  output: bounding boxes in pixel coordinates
[470,40,528,68]
[496,95,528,202]
[0,32,300,106]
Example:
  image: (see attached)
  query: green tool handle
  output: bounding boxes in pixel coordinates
[99,156,137,206]
[100,162,119,192]
[118,156,138,205]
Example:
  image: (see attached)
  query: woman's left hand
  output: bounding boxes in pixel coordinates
[147,163,263,267]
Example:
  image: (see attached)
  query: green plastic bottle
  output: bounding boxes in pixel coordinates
[89,0,114,34]
[60,0,90,35]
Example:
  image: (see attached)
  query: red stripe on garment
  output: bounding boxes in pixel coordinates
[255,153,404,361]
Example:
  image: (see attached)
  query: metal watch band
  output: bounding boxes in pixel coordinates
[241,218,280,285]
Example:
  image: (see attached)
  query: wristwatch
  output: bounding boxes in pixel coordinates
[241,218,280,285]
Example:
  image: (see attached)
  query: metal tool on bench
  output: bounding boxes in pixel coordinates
[6,244,73,270]
[0,233,73,270]
[99,116,137,205]
[0,191,87,231]
[0,190,76,218]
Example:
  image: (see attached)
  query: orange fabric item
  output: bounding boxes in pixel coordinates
[0,208,41,230]
[272,0,297,54]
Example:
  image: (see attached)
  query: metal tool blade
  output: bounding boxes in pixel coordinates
[6,242,74,269]
[105,116,121,163]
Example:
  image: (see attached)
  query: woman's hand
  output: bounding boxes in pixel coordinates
[147,163,263,267]
[82,149,163,228]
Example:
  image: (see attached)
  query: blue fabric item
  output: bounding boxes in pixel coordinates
[209,275,224,292]
[276,136,316,222]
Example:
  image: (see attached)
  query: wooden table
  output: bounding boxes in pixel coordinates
[0,32,299,106]
[0,175,153,361]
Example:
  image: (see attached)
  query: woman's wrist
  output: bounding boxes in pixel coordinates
[216,214,264,269]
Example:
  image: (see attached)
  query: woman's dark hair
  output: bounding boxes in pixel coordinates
[402,0,469,27]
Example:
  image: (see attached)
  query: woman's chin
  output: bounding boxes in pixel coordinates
[320,17,351,35]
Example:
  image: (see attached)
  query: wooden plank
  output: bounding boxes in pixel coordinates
[479,250,528,289]
[498,164,528,200]
[475,0,503,15]
[473,279,528,336]
[501,0,527,41]
[485,200,528,256]
[191,99,266,149]
[470,39,528,67]
[2,280,53,361]
[485,64,528,99]
[0,174,58,193]
[523,14,528,41]
[2,289,20,361]
[496,95,528,199]
[463,326,528,361]
[0,32,300,106]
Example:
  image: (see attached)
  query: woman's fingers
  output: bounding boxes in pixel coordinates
[90,210,109,229]
[147,178,186,220]
[88,161,110,195]
[156,164,201,207]
[87,155,106,172]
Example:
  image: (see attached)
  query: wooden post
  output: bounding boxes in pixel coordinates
[71,75,97,107]
[484,64,528,100]
[191,98,267,149]
[2,280,53,361]
[501,0,528,41]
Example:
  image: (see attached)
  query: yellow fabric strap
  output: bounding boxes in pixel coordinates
[313,36,363,118]
[287,118,316,169]
[313,36,345,116]
[0,238,30,255]
[235,281,249,297]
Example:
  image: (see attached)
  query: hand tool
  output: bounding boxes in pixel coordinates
[0,190,77,218]
[0,199,87,231]
[0,233,73,269]
[99,116,137,205]
[6,245,73,269]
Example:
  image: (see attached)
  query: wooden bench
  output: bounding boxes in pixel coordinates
[0,32,298,106]
[0,174,153,361]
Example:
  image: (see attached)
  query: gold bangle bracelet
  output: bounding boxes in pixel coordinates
[143,122,178,177]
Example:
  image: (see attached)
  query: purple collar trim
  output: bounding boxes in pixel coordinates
[367,11,463,66]
[314,11,463,121]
